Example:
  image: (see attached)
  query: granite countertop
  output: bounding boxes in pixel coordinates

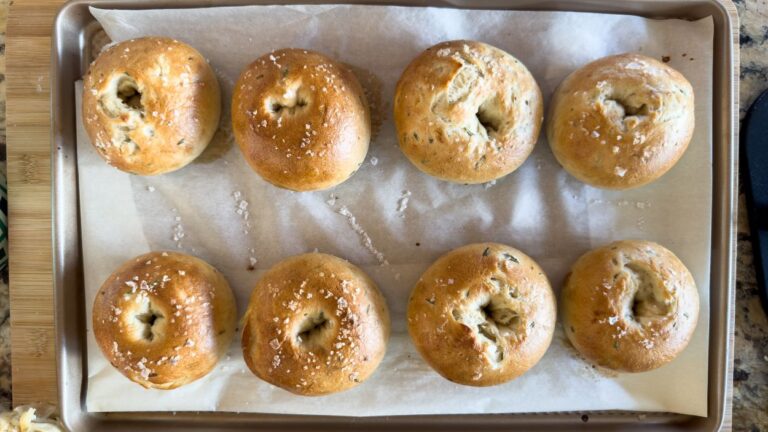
[733,0,768,429]
[0,0,766,430]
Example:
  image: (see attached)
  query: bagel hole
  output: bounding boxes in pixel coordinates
[623,103,648,117]
[270,99,307,115]
[478,299,518,363]
[475,96,503,137]
[452,294,521,365]
[268,87,309,117]
[626,263,671,323]
[481,300,520,329]
[135,307,163,342]
[116,76,143,111]
[296,311,330,347]
[605,95,649,120]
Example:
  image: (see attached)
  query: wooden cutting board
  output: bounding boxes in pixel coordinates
[7,0,61,408]
[6,0,738,429]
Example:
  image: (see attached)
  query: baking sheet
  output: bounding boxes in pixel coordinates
[77,4,713,416]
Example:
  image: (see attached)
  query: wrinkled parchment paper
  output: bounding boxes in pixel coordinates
[78,5,713,416]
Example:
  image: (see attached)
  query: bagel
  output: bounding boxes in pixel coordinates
[92,251,237,389]
[547,53,695,189]
[407,243,556,386]
[561,240,699,372]
[232,49,370,191]
[82,37,221,175]
[241,253,390,395]
[394,40,543,184]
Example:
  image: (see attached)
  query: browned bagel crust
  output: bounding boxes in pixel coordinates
[83,37,221,175]
[547,53,695,189]
[394,40,543,184]
[232,49,370,191]
[407,243,556,386]
[561,240,699,372]
[242,253,390,395]
[92,251,237,389]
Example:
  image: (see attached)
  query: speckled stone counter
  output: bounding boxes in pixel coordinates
[0,0,766,429]
[733,0,768,430]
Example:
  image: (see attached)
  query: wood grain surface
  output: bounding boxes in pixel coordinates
[5,0,739,429]
[7,0,59,408]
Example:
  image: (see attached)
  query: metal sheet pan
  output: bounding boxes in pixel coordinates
[51,0,737,430]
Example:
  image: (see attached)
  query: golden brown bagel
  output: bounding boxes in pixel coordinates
[561,240,699,372]
[407,243,556,386]
[394,40,543,184]
[547,53,695,189]
[232,49,370,191]
[242,253,390,395]
[82,37,221,175]
[92,251,237,389]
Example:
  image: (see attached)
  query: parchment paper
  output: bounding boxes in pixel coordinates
[78,5,713,416]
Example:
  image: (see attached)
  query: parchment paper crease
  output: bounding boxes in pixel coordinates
[78,4,713,416]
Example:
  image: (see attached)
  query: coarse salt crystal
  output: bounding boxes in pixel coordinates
[396,190,412,213]
[336,206,388,266]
